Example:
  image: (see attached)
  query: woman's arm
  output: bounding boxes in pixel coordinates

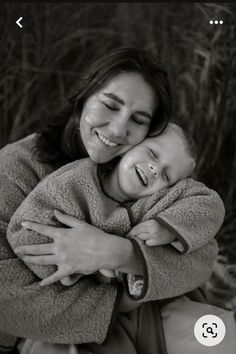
[0,175,120,346]
[151,178,225,254]
[16,211,144,284]
[78,221,219,302]
[15,179,224,301]
[16,209,218,301]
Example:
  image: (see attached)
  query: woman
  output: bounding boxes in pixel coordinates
[0,47,222,353]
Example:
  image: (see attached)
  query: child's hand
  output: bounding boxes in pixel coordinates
[127,219,176,246]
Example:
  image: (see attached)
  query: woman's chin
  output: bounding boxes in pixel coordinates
[89,150,115,164]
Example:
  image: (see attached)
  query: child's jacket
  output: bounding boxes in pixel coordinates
[8,157,225,303]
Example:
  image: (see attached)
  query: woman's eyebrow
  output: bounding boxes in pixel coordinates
[103,92,124,105]
[103,92,152,120]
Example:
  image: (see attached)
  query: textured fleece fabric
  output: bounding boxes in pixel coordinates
[20,300,168,354]
[0,135,119,351]
[8,155,225,296]
[0,134,224,350]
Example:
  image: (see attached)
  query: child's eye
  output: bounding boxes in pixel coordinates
[164,173,169,183]
[149,148,158,159]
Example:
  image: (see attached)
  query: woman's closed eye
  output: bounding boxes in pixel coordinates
[132,115,148,125]
[102,101,119,111]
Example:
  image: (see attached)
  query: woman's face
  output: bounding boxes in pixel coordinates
[79,72,157,163]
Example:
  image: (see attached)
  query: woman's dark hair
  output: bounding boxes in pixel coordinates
[35,47,172,165]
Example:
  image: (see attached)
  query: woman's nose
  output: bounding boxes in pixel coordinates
[148,162,159,177]
[109,115,129,139]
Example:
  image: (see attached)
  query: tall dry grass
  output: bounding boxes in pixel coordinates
[0,2,235,308]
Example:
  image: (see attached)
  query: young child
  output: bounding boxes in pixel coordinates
[7,123,225,354]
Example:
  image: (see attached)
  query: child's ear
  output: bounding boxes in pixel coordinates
[189,170,197,179]
[189,159,197,179]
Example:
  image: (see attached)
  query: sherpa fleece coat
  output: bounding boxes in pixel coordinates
[0,135,224,351]
[8,156,225,298]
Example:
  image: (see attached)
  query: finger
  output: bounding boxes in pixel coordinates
[136,233,151,241]
[15,243,54,256]
[54,210,85,228]
[60,276,76,286]
[129,220,154,236]
[128,224,147,236]
[60,274,82,286]
[145,239,159,246]
[40,270,70,286]
[21,221,61,239]
[22,255,58,265]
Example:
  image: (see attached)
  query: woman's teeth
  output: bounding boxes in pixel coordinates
[135,166,148,186]
[96,132,119,147]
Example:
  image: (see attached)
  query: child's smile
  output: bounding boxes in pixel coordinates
[135,165,148,186]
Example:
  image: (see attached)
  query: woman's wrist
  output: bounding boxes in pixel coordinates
[102,234,144,275]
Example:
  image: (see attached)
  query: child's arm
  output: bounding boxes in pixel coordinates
[124,178,225,301]
[130,178,225,254]
[152,178,225,254]
[128,178,225,252]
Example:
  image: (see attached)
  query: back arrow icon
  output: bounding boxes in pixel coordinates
[16,17,23,28]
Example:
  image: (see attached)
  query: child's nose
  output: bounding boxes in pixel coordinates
[148,162,159,178]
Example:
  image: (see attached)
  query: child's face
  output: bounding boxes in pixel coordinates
[116,127,195,201]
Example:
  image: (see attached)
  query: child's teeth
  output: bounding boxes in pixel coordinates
[136,167,148,186]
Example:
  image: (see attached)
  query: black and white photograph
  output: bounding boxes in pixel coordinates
[0,2,235,354]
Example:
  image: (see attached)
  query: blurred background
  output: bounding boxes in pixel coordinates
[0,2,235,310]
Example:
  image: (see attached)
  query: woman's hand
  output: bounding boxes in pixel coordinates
[15,210,115,286]
[15,210,145,286]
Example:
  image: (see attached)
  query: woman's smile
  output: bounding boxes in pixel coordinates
[95,131,120,147]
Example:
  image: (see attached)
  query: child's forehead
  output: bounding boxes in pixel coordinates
[145,130,180,147]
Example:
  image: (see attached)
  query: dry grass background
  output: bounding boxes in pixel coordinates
[0,2,235,309]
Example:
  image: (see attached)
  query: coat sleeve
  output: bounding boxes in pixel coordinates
[0,174,120,346]
[125,179,224,302]
[155,178,225,253]
[126,236,218,302]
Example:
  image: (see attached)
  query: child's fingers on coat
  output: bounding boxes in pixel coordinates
[145,238,159,246]
[136,233,151,240]
[127,223,149,236]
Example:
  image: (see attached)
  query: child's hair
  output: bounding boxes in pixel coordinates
[170,123,198,172]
